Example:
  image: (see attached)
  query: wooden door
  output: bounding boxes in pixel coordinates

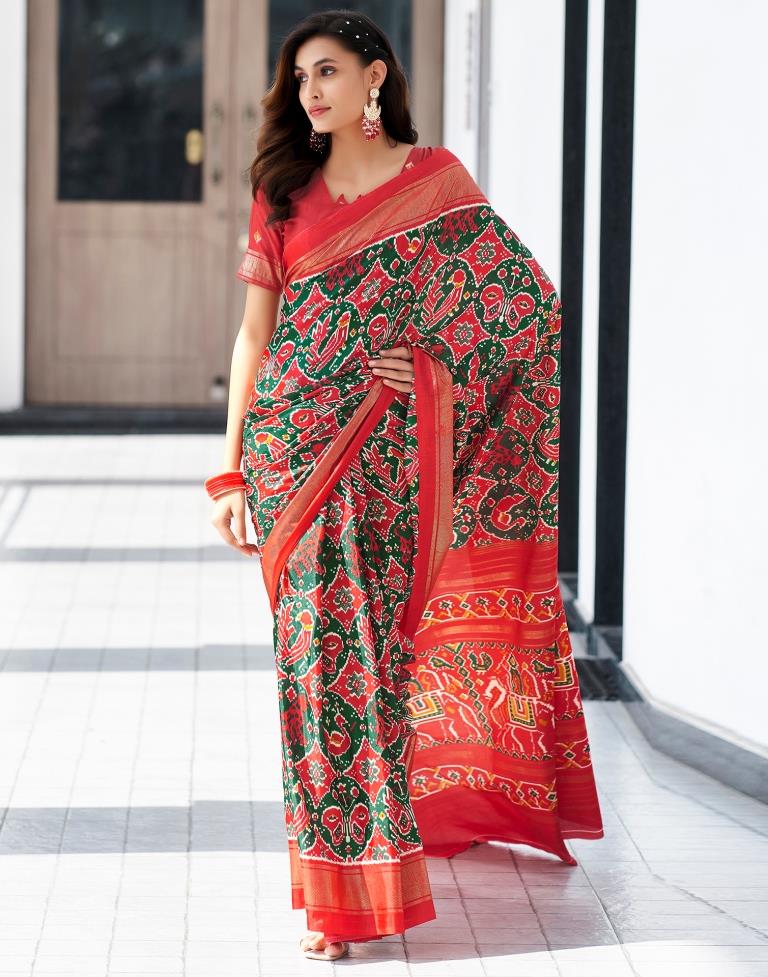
[25,0,441,407]
[25,0,269,407]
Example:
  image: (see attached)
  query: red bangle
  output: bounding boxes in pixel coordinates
[204,470,246,500]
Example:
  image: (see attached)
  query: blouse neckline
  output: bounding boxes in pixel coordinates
[315,145,421,206]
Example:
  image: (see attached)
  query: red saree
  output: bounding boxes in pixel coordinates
[237,145,604,944]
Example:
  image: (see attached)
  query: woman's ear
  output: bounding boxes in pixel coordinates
[369,58,387,89]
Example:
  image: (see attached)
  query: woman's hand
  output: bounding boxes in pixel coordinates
[367,346,414,393]
[210,490,260,557]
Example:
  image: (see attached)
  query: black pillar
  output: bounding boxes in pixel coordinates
[559,0,589,579]
[594,0,636,634]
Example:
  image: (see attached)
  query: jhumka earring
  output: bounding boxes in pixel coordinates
[309,127,328,152]
[362,86,381,140]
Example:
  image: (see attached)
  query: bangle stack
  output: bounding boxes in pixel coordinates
[204,469,246,500]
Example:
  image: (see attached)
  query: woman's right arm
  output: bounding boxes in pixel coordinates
[210,283,281,556]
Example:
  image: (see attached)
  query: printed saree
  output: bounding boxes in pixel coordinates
[238,146,604,943]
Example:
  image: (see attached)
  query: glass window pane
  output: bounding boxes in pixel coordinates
[58,0,204,202]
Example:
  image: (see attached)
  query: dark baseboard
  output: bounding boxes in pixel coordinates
[575,657,641,702]
[0,405,227,434]
[623,696,768,805]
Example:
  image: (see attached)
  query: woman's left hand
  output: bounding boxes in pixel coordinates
[367,346,414,393]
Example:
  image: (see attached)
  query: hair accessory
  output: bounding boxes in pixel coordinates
[362,86,381,140]
[204,470,247,500]
[333,18,388,58]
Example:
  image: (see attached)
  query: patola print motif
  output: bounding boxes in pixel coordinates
[239,147,603,942]
[246,210,558,550]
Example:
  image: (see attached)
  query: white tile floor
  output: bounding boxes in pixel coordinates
[0,434,766,977]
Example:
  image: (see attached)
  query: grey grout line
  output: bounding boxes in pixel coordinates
[596,704,768,945]
[180,554,199,977]
[0,478,206,488]
[0,478,87,813]
[448,850,495,977]
[507,847,562,977]
[0,627,61,828]
[1,664,58,973]
[566,731,666,977]
[0,547,242,563]
[0,484,29,547]
[32,479,113,974]
[32,607,109,967]
[243,620,265,976]
[105,567,158,977]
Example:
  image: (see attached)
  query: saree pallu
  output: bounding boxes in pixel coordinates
[240,146,604,943]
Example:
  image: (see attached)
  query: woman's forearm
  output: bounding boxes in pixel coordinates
[221,323,267,470]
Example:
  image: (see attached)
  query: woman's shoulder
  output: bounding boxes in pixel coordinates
[402,145,470,181]
[415,146,475,185]
[424,146,486,205]
[432,146,470,171]
[416,144,460,159]
[411,144,457,163]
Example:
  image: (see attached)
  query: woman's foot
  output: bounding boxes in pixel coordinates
[299,931,324,953]
[299,931,349,960]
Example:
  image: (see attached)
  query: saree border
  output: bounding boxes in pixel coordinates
[259,378,397,613]
[412,538,564,650]
[283,147,487,287]
[288,837,436,942]
[259,346,455,638]
[401,346,454,640]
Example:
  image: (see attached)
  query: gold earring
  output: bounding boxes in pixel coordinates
[362,86,381,140]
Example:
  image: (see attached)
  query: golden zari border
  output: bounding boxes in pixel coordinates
[283,148,487,287]
[287,838,436,942]
[259,379,397,612]
[236,248,283,290]
[401,345,455,639]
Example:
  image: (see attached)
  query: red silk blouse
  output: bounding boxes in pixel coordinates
[236,145,434,293]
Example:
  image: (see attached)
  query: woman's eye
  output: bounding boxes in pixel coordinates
[296,67,335,84]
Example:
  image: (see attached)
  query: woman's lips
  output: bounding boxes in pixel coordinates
[310,107,330,116]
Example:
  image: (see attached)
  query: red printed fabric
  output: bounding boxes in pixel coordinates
[236,146,435,293]
[236,184,285,293]
[238,146,604,944]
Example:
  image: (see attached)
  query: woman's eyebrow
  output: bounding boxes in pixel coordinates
[293,57,338,70]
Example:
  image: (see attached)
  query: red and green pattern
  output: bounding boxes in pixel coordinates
[240,147,603,944]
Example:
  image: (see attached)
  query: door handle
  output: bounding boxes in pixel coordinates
[209,100,224,185]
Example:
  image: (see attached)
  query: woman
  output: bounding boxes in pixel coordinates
[205,8,604,962]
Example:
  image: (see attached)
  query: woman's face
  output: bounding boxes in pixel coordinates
[293,35,386,135]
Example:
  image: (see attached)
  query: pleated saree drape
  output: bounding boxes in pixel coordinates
[238,146,604,943]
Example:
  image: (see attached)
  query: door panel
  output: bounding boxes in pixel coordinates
[26,0,441,407]
[27,0,238,407]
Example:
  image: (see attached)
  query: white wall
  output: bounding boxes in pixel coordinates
[442,0,482,178]
[0,0,26,411]
[623,0,768,751]
[574,0,604,626]
[486,1,565,290]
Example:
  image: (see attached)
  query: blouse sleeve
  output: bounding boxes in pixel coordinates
[236,185,284,293]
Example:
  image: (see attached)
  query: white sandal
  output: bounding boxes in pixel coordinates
[299,932,350,960]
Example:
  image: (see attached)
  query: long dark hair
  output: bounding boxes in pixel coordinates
[247,8,418,224]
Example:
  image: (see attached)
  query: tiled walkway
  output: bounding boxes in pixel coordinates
[0,434,766,977]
